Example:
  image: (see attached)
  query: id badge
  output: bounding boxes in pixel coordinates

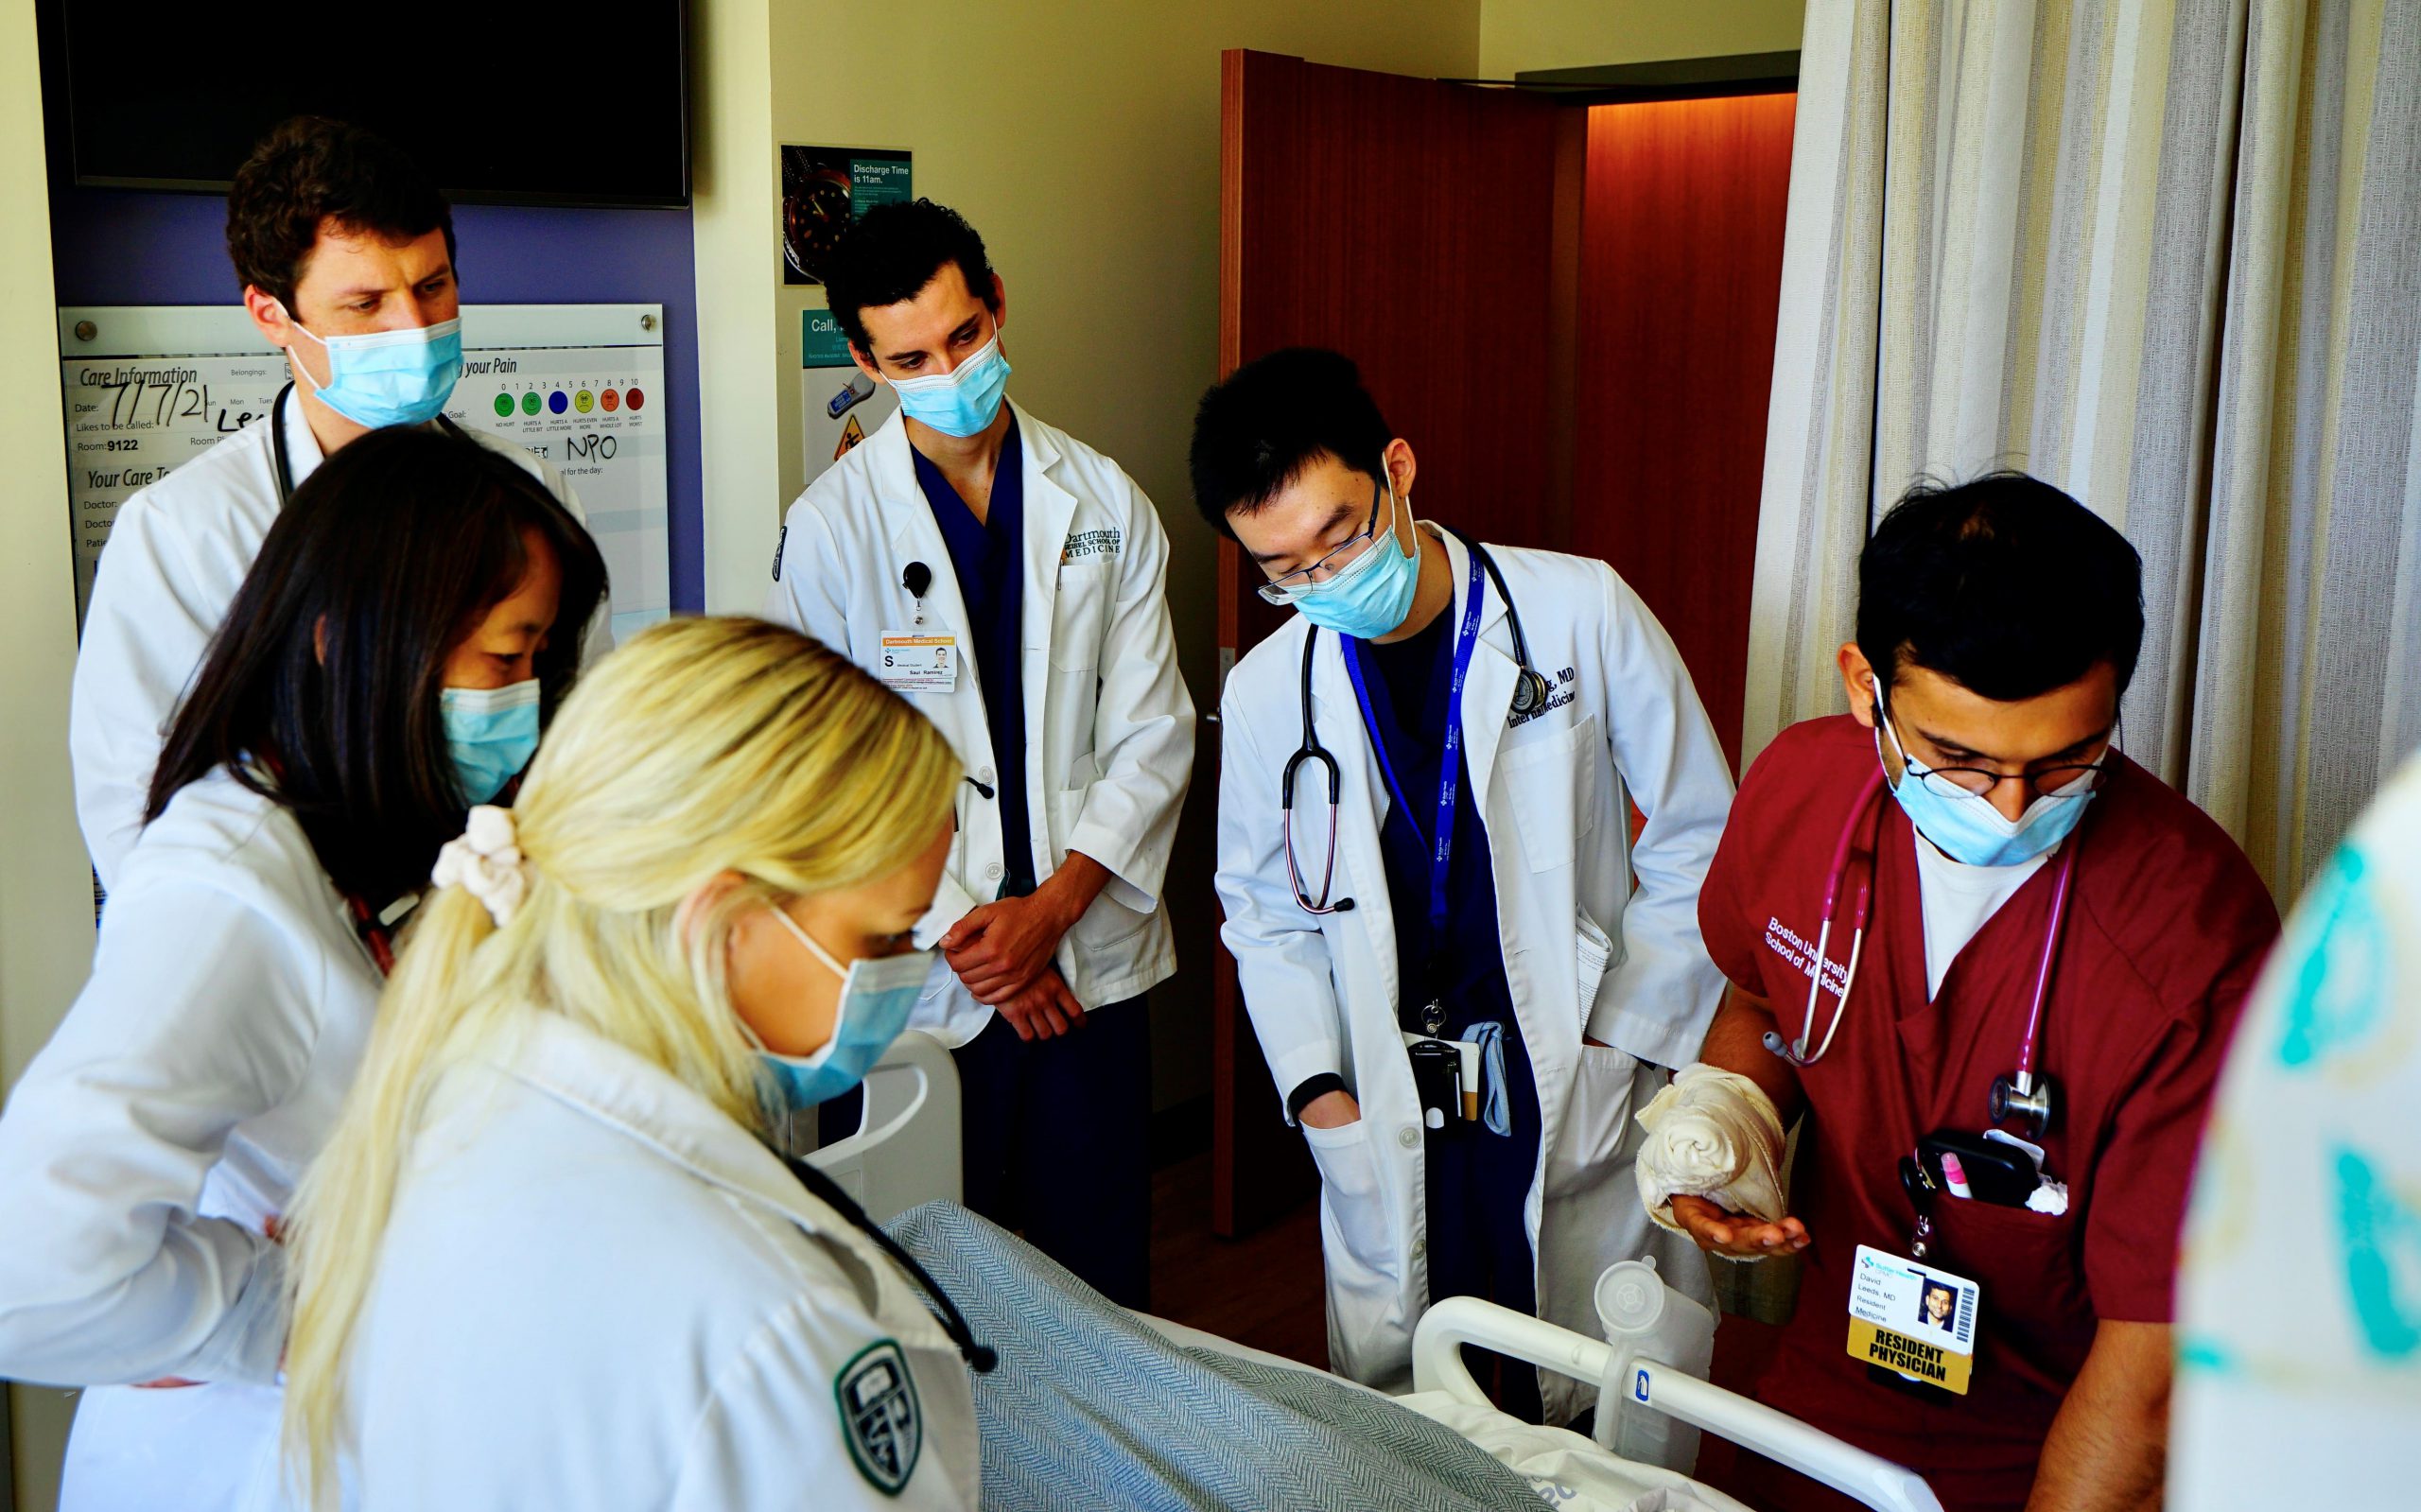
[879,631,958,693]
[1846,1244,1981,1395]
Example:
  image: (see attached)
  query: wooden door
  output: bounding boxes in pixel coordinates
[1571,94,1796,772]
[1211,49,1580,1235]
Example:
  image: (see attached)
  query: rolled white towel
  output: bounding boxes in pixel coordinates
[1633,1065,1788,1243]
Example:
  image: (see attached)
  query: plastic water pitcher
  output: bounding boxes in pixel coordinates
[1591,1256,1717,1473]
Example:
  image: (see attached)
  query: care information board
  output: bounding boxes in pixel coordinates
[58,304,670,643]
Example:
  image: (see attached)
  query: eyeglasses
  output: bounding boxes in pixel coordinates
[1878,695,2114,801]
[1255,477,1386,606]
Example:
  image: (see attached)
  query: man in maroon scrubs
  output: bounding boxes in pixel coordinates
[1672,476,2277,1511]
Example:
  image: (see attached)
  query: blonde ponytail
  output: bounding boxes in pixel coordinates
[280,617,962,1507]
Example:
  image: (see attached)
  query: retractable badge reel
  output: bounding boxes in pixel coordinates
[879,562,958,694]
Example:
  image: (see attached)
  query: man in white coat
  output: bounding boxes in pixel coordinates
[1194,348,1732,1421]
[765,200,1193,1308]
[70,115,595,889]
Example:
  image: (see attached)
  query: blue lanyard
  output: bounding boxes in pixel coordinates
[1342,541,1488,965]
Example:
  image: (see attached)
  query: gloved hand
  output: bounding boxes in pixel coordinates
[1633,1064,1789,1252]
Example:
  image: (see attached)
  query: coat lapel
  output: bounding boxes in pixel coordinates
[1019,406,1080,785]
[1437,530,1518,808]
[869,416,977,645]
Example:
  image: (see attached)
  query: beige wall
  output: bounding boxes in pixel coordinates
[2,0,106,1501]
[1478,0,1805,78]
[697,0,1484,1110]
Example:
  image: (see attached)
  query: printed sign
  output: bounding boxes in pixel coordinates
[783,146,913,286]
[801,307,898,492]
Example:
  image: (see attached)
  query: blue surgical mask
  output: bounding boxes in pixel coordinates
[287,312,464,428]
[889,328,1011,437]
[756,909,932,1108]
[1875,690,2099,867]
[441,680,542,805]
[1289,476,1422,641]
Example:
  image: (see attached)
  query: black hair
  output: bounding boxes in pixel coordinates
[823,200,999,357]
[1187,347,1396,538]
[1857,472,2145,702]
[148,427,608,908]
[226,116,457,320]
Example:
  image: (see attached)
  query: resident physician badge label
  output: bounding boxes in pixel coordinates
[1845,1243,1981,1395]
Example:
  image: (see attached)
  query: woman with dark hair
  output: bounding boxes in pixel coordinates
[0,426,605,1512]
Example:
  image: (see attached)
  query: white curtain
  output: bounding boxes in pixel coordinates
[1747,0,2421,897]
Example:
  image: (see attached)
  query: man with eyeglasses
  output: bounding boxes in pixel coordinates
[1193,348,1735,1421]
[1663,476,2278,1512]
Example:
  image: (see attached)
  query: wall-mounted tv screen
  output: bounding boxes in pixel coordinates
[44,7,689,209]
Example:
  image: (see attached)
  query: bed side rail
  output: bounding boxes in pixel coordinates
[1410,1296,1943,1512]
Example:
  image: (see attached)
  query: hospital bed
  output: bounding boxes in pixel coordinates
[810,1034,1943,1512]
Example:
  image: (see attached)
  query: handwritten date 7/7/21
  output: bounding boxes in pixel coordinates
[96,379,266,436]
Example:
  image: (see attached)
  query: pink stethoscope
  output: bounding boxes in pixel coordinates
[1761,767,2081,1138]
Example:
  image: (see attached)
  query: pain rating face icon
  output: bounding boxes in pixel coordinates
[495,387,645,418]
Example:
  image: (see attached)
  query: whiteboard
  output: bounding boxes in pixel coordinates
[58,304,671,644]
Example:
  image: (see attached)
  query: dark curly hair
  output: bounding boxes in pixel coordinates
[824,199,998,357]
[1859,472,2146,701]
[225,117,456,318]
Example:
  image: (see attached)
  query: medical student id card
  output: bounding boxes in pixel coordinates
[1846,1244,1981,1395]
[880,631,958,693]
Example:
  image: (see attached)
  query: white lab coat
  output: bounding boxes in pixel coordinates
[765,404,1195,1045]
[0,770,382,1511]
[340,1012,979,1509]
[69,393,596,889]
[1213,531,1733,1418]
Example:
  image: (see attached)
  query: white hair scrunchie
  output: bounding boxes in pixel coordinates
[432,804,531,928]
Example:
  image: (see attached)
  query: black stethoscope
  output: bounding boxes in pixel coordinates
[1281,530,1554,915]
[780,1150,998,1374]
[269,381,467,505]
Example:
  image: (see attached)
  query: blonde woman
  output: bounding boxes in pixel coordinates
[282,617,986,1510]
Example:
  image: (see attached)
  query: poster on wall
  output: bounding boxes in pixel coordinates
[800,307,897,492]
[781,146,912,285]
[57,304,671,644]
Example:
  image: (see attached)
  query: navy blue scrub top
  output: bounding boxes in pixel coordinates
[1350,615,1520,1038]
[913,414,1035,896]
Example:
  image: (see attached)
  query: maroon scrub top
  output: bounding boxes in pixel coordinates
[1698,715,2277,1512]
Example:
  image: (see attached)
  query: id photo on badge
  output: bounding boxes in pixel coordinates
[1916,1277,1959,1334]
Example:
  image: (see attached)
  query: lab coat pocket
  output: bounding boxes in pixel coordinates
[1048,560,1111,669]
[1575,909,1616,1029]
[1500,714,1601,873]
[1302,1118,1399,1294]
[1543,1043,1646,1202]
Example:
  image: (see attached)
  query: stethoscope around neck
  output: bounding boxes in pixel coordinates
[1760,766,2081,1138]
[1280,529,1554,916]
[269,381,467,505]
